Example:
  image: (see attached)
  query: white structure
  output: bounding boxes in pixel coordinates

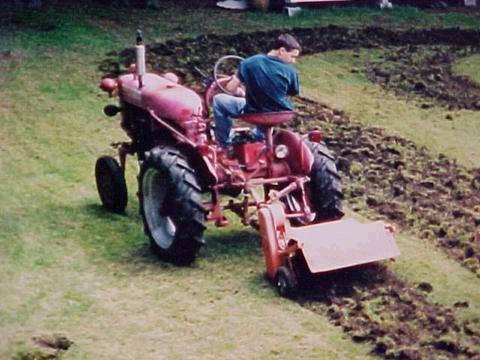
[379,0,393,9]
[216,0,249,10]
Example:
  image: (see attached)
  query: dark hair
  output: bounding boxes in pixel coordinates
[272,33,302,52]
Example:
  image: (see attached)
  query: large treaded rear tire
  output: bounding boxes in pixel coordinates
[307,141,344,220]
[139,147,206,265]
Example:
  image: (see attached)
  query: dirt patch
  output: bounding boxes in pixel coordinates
[364,45,480,110]
[294,97,480,276]
[0,50,24,60]
[99,25,480,80]
[32,334,73,351]
[15,334,73,360]
[0,51,24,85]
[100,25,480,110]
[298,264,480,359]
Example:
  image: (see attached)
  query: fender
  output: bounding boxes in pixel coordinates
[176,143,218,191]
[258,204,287,281]
[273,129,314,175]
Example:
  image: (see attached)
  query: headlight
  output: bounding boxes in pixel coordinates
[275,144,289,159]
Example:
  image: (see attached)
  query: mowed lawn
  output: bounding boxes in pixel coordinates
[1,3,479,359]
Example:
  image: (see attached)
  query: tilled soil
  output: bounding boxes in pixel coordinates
[100,26,480,82]
[294,97,480,277]
[293,97,480,357]
[100,25,480,109]
[101,25,480,358]
[298,264,480,359]
[364,45,480,110]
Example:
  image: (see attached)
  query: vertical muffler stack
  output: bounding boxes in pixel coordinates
[136,29,145,88]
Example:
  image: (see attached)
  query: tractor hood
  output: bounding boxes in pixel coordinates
[118,73,203,122]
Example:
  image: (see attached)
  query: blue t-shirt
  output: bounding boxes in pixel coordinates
[237,54,299,114]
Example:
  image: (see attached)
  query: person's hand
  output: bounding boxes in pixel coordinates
[234,87,245,97]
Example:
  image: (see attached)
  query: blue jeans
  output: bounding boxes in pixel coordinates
[213,94,265,148]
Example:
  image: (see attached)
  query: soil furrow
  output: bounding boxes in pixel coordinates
[364,45,480,110]
[294,97,480,276]
[297,264,480,359]
[100,26,480,82]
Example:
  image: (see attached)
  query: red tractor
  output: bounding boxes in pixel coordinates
[96,32,399,298]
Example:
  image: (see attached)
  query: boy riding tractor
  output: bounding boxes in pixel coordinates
[96,31,399,298]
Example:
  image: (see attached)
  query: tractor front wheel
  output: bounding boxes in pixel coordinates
[139,147,206,265]
[95,156,128,214]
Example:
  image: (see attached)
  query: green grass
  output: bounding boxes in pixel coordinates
[453,53,480,85]
[247,5,480,30]
[1,3,480,358]
[297,50,480,168]
[391,233,480,324]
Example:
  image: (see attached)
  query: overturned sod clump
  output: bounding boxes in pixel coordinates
[298,264,480,359]
[365,45,480,110]
[294,97,480,276]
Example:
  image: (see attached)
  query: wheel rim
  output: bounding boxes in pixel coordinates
[277,276,287,295]
[142,167,176,250]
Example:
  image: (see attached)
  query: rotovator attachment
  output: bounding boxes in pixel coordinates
[258,204,399,298]
[96,31,400,298]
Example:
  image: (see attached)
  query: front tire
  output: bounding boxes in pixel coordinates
[139,147,206,265]
[95,156,128,214]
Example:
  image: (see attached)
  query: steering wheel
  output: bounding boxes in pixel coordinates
[213,55,245,96]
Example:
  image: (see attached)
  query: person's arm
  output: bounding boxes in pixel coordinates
[287,71,300,96]
[225,75,245,97]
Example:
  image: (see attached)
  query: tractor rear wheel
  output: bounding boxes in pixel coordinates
[139,147,206,265]
[95,156,128,214]
[307,141,344,220]
[281,141,343,223]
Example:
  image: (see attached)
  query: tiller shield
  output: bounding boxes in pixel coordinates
[291,218,399,273]
[259,204,400,280]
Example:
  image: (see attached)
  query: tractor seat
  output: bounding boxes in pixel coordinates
[238,111,296,127]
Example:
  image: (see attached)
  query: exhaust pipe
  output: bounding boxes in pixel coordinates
[135,29,145,88]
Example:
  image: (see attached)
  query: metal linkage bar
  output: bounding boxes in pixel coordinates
[148,109,196,147]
